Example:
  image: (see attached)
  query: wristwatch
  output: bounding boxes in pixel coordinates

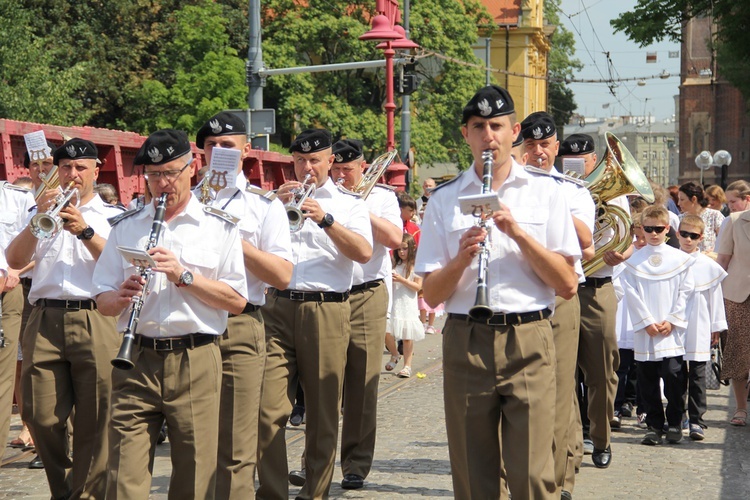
[77,226,95,241]
[318,213,334,229]
[176,269,194,288]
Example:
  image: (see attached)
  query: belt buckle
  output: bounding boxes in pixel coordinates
[65,300,80,310]
[154,338,174,351]
[289,291,305,301]
[488,314,507,327]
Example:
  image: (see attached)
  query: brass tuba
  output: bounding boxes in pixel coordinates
[336,150,397,199]
[582,132,654,276]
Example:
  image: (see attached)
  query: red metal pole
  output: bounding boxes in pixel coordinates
[384,42,395,152]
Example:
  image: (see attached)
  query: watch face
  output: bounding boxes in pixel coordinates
[181,270,194,286]
[324,213,334,226]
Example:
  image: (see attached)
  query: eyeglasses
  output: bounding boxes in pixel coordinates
[679,230,702,240]
[643,225,667,234]
[144,159,192,182]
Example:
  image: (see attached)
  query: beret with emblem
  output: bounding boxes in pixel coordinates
[461,84,515,124]
[134,129,192,166]
[559,133,596,156]
[520,111,557,141]
[196,111,247,149]
[332,139,364,163]
[289,128,332,154]
[24,140,58,168]
[53,138,101,165]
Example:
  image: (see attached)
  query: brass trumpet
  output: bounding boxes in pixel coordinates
[30,181,79,239]
[285,174,316,232]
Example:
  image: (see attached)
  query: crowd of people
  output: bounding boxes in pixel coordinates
[1,83,749,500]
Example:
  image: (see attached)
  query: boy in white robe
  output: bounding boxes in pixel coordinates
[621,206,694,446]
[677,214,728,441]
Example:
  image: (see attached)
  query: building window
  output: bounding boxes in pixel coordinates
[642,151,648,160]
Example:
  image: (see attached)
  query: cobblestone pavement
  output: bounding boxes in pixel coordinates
[3,320,750,498]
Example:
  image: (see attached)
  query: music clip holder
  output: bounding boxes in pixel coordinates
[458,193,501,218]
[117,246,157,269]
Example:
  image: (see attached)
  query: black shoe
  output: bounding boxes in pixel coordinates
[641,427,663,446]
[28,455,44,469]
[289,469,306,486]
[620,402,634,418]
[591,445,611,468]
[561,490,573,500]
[341,473,364,490]
[157,422,168,444]
[289,405,305,427]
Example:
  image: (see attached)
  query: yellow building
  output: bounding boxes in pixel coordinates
[476,0,552,118]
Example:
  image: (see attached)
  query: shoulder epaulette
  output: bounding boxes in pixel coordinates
[430,173,461,193]
[203,205,240,225]
[104,203,127,212]
[108,207,144,227]
[246,185,278,201]
[375,183,396,192]
[1,182,31,193]
[524,165,553,177]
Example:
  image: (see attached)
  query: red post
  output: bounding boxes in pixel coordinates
[384,42,396,152]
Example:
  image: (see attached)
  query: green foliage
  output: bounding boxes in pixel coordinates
[611,1,750,104]
[545,0,582,133]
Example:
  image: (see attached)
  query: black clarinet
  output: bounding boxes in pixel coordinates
[468,150,495,321]
[112,192,168,370]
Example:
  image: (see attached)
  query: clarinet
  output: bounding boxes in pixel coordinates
[112,192,169,370]
[468,150,495,321]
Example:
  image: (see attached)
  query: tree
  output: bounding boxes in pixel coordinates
[611,1,750,104]
[545,0,582,134]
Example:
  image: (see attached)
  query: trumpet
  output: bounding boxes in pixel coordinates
[337,150,397,200]
[112,193,169,370]
[468,150,495,321]
[30,181,79,239]
[285,174,316,232]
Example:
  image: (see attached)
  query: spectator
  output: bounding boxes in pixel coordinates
[94,182,122,206]
[706,185,731,217]
[677,182,724,253]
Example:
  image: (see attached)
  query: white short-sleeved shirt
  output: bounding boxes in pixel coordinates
[92,194,248,338]
[551,169,596,282]
[353,185,401,285]
[288,178,373,293]
[415,160,581,314]
[589,194,631,278]
[0,182,35,250]
[28,194,123,304]
[206,174,292,305]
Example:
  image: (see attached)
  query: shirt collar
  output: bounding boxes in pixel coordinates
[459,158,529,194]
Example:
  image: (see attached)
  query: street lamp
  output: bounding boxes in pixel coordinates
[695,150,713,186]
[713,150,732,189]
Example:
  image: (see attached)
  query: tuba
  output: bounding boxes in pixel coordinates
[285,174,316,232]
[582,132,654,276]
[30,181,79,239]
[337,150,398,199]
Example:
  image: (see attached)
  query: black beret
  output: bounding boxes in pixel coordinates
[24,140,57,168]
[512,132,523,148]
[559,133,596,156]
[332,139,364,163]
[196,111,247,149]
[520,112,556,141]
[134,129,192,166]
[54,138,100,165]
[289,129,332,154]
[462,85,515,124]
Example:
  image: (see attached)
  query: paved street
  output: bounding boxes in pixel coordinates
[3,321,750,498]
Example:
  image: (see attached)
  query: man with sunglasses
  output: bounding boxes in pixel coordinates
[6,138,124,499]
[94,129,248,498]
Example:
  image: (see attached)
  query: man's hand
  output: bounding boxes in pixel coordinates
[60,205,87,236]
[148,247,184,283]
[277,181,303,205]
[490,203,523,240]
[602,250,627,267]
[457,225,486,268]
[300,198,325,225]
[2,268,21,292]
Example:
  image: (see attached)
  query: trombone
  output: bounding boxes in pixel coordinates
[337,150,397,200]
[34,165,60,202]
[285,174,316,232]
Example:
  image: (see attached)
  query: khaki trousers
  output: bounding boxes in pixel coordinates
[256,294,350,500]
[550,295,580,493]
[21,305,118,500]
[443,316,557,500]
[340,282,388,479]
[0,285,23,448]
[564,390,584,491]
[577,282,620,450]
[107,340,222,499]
[215,309,266,500]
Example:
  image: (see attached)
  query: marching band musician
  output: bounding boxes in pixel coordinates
[93,129,248,499]
[559,133,631,471]
[194,111,293,499]
[415,85,580,500]
[256,128,373,500]
[520,112,596,498]
[0,170,35,460]
[330,139,402,490]
[5,138,124,499]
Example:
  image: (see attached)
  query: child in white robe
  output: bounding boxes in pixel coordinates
[677,214,728,441]
[621,206,694,446]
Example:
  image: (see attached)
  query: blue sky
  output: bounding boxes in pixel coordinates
[557,0,682,121]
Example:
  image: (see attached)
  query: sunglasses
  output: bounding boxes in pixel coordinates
[679,230,702,240]
[642,226,667,234]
